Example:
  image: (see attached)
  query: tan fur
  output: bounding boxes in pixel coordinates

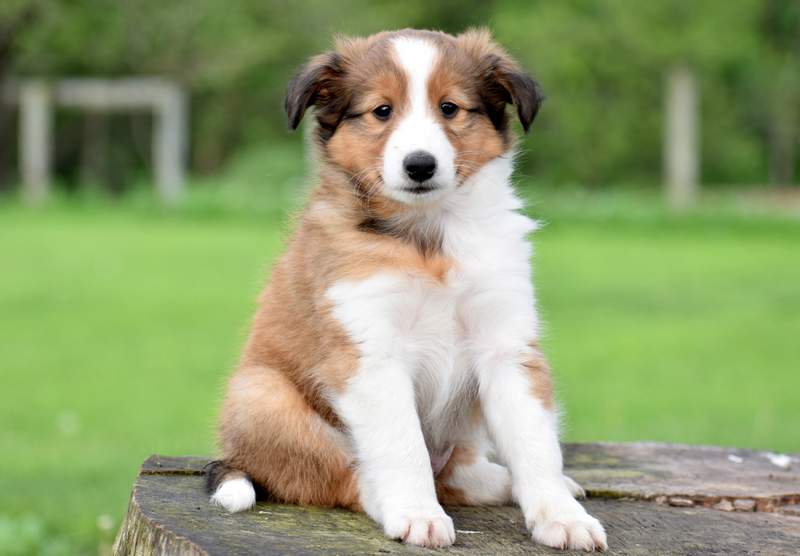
[521,342,555,410]
[325,38,407,203]
[429,34,511,180]
[220,365,361,509]
[217,28,533,511]
[435,446,477,505]
[220,169,458,507]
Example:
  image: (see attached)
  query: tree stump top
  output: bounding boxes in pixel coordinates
[114,442,800,555]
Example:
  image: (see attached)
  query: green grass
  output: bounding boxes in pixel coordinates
[1,189,799,554]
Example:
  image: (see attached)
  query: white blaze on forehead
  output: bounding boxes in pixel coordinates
[392,37,438,115]
[381,36,457,204]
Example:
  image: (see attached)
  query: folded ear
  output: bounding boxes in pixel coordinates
[284,51,347,136]
[490,57,544,133]
[458,28,544,133]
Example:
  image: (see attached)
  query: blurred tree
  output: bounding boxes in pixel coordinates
[760,0,800,184]
[493,0,768,185]
[0,1,35,189]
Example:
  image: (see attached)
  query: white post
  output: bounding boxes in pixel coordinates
[19,80,52,204]
[8,78,189,204]
[153,84,188,205]
[664,65,699,210]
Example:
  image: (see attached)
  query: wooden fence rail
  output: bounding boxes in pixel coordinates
[2,78,188,204]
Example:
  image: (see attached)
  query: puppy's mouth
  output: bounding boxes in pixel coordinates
[402,184,438,195]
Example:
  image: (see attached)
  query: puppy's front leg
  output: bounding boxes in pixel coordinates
[479,346,607,551]
[336,358,455,548]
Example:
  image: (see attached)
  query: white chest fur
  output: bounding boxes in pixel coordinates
[327,156,540,453]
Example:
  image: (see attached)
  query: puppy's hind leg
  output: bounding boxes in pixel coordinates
[436,447,513,506]
[564,475,586,499]
[214,365,360,512]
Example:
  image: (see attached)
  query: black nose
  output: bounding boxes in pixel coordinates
[403,151,437,183]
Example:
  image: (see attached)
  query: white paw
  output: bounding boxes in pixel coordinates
[383,506,456,548]
[529,496,607,552]
[210,477,256,513]
[565,475,586,499]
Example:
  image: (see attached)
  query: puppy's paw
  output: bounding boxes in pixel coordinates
[564,475,586,499]
[383,505,455,548]
[529,496,607,552]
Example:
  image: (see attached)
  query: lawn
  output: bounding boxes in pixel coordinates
[1,192,799,554]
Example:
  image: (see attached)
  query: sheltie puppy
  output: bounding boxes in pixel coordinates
[206,28,606,551]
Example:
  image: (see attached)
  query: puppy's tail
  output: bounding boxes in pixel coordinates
[204,460,256,513]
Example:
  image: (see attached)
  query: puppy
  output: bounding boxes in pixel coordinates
[207,28,607,551]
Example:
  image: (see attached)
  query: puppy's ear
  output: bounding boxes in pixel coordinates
[489,57,544,133]
[458,28,544,133]
[284,51,347,135]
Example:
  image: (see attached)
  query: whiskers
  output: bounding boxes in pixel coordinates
[454,150,494,180]
[348,162,385,204]
[454,150,512,188]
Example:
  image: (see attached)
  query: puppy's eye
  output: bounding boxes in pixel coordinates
[440,102,459,118]
[372,105,392,121]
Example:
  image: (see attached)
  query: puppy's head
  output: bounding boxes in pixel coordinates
[285,29,542,206]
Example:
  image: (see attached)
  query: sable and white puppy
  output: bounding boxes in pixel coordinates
[207,28,607,551]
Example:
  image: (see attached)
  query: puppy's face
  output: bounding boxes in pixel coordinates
[285,29,542,207]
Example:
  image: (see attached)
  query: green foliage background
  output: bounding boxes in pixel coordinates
[1,0,798,187]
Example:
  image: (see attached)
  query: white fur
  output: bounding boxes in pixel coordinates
[382,37,457,205]
[443,454,513,505]
[210,477,256,513]
[328,154,606,549]
[322,35,606,551]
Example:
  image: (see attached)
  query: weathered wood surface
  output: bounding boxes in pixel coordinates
[114,443,800,555]
[564,442,800,512]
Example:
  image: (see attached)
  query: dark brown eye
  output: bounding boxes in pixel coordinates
[373,105,392,120]
[440,102,459,118]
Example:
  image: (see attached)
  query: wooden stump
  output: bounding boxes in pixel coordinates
[114,443,800,555]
